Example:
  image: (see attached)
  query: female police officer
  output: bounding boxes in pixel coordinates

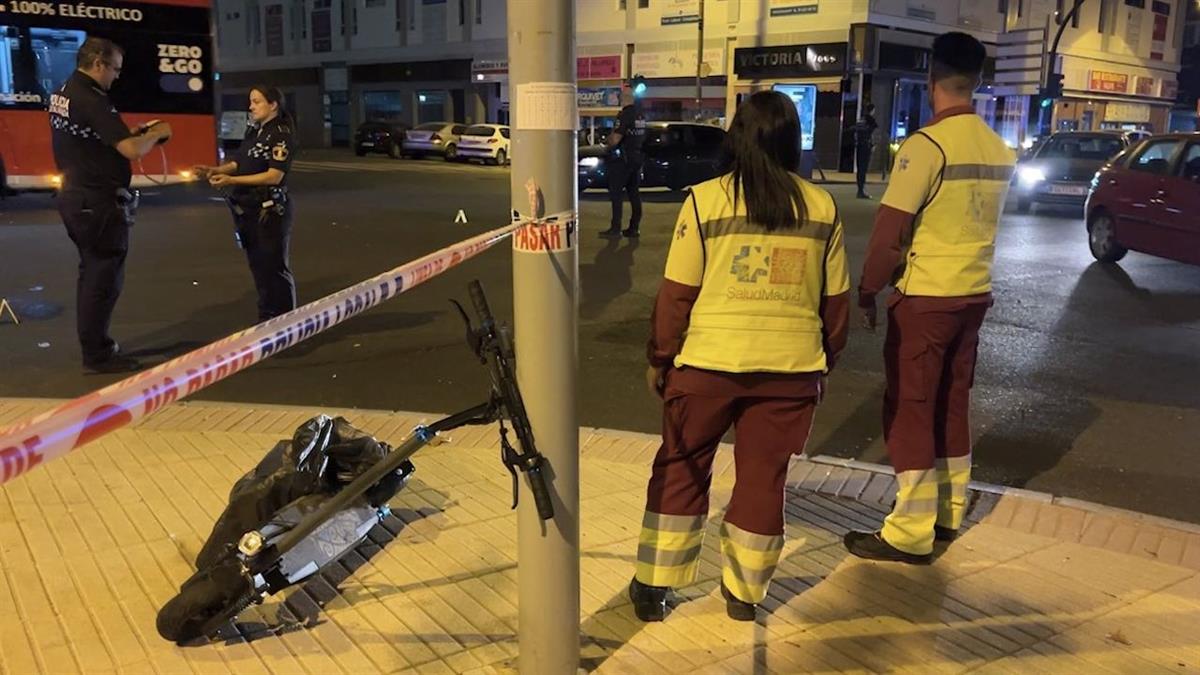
[194,85,297,322]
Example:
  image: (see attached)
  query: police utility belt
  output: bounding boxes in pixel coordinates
[225,186,288,219]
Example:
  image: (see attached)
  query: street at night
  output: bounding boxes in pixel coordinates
[2,151,1198,523]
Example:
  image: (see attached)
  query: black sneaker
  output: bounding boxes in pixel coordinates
[856,192,872,200]
[599,228,622,238]
[720,582,756,622]
[934,525,958,542]
[843,530,932,565]
[628,577,667,622]
[621,228,640,238]
[84,355,143,375]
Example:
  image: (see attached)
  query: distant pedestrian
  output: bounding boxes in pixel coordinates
[630,90,850,623]
[194,85,298,322]
[854,103,878,199]
[600,85,646,238]
[51,36,174,373]
[846,32,1016,564]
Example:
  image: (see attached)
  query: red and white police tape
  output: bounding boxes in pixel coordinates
[0,223,517,486]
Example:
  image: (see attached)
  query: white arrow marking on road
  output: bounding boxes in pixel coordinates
[455,209,469,224]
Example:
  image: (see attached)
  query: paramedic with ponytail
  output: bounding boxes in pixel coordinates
[194,85,298,322]
[630,90,850,623]
[844,32,1015,564]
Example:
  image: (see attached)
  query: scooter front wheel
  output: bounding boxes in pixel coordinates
[157,557,257,644]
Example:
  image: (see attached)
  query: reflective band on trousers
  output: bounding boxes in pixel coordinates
[720,520,784,604]
[636,512,706,588]
[936,454,972,530]
[882,455,973,554]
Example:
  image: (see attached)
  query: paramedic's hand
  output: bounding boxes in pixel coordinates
[646,365,667,399]
[209,173,233,187]
[859,300,878,332]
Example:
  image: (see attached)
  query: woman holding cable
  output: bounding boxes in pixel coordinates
[194,85,298,322]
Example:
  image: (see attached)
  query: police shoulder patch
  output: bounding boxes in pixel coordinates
[272,143,289,161]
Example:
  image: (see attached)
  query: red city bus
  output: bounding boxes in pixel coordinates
[0,0,216,192]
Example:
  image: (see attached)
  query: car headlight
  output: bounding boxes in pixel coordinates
[578,157,600,168]
[1018,166,1046,186]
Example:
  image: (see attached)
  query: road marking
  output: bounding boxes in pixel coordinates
[455,209,469,224]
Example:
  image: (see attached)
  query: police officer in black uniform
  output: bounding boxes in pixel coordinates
[194,85,297,322]
[50,36,173,373]
[854,103,878,199]
[600,79,647,238]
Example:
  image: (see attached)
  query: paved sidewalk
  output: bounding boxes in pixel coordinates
[1,398,1197,674]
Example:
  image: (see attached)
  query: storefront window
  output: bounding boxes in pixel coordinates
[417,89,447,123]
[891,79,929,141]
[997,95,1031,149]
[771,84,817,151]
[363,90,404,121]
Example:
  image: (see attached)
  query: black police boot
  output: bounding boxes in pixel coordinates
[84,355,143,375]
[599,227,622,238]
[843,530,933,565]
[621,227,640,238]
[720,582,757,622]
[628,577,668,622]
[934,525,958,542]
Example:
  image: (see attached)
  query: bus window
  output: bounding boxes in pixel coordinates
[1,26,86,108]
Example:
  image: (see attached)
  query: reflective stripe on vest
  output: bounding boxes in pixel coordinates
[896,116,1015,297]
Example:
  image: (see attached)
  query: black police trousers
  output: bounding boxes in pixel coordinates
[57,189,130,364]
[607,159,643,231]
[856,145,873,194]
[235,203,297,322]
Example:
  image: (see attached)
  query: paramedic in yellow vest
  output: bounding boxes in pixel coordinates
[630,91,850,622]
[844,32,1015,564]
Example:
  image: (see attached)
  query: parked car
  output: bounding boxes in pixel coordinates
[402,122,467,160]
[457,124,511,165]
[354,120,409,158]
[1013,130,1142,213]
[578,122,727,192]
[1084,133,1200,265]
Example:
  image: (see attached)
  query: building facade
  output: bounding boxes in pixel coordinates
[212,0,1190,167]
[994,0,1188,149]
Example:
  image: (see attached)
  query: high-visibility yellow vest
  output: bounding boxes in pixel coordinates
[664,174,850,374]
[894,114,1015,297]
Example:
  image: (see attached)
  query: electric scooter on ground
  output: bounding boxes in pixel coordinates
[157,281,553,643]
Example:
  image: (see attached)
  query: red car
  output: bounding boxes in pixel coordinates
[1085,133,1200,265]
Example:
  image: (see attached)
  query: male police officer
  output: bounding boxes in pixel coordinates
[600,79,647,238]
[51,36,172,373]
[845,32,1015,563]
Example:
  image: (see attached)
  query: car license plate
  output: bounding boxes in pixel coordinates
[1049,184,1087,196]
[361,142,375,147]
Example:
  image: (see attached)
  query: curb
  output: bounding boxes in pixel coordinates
[805,453,1200,536]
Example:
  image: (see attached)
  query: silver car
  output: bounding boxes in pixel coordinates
[402,122,467,161]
